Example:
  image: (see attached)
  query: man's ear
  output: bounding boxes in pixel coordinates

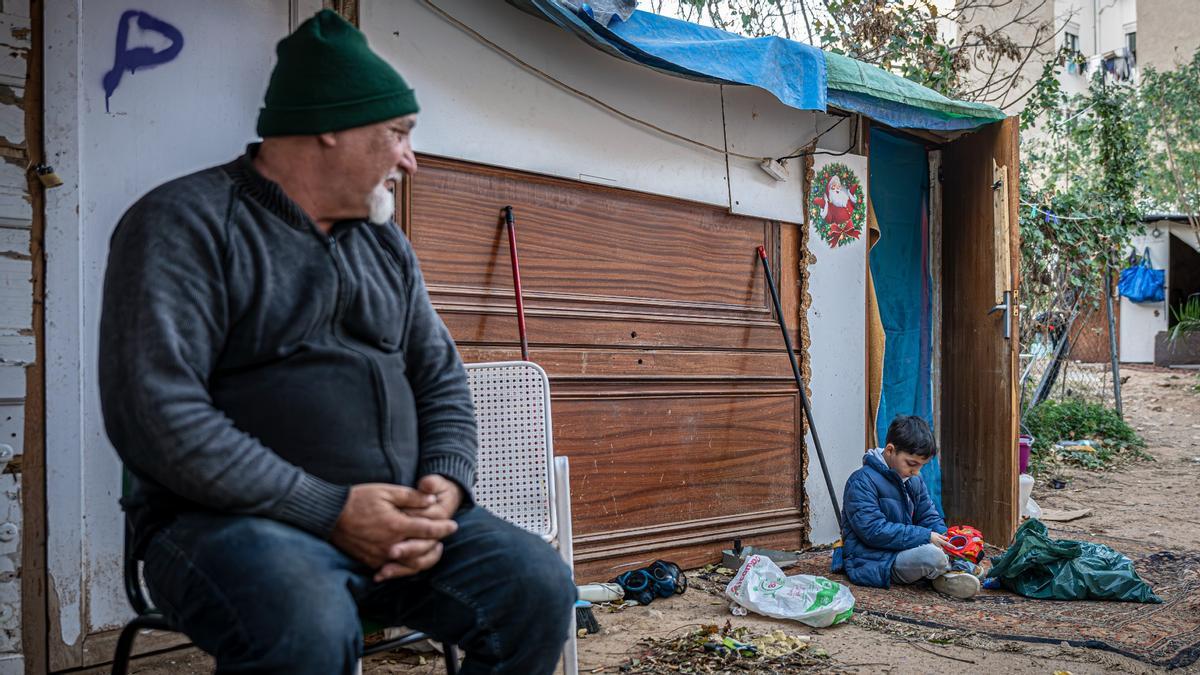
[317,131,338,147]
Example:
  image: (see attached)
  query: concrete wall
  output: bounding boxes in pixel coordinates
[955,0,1057,110]
[1055,0,1137,96]
[1137,0,1200,71]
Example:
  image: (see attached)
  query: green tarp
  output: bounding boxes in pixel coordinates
[988,519,1162,603]
[825,53,1007,130]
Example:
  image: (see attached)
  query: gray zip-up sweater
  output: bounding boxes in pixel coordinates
[99,147,477,548]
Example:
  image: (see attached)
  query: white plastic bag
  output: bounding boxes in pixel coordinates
[1024,495,1043,520]
[724,554,855,627]
[1018,473,1042,519]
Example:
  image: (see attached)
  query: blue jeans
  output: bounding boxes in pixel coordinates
[141,506,575,675]
[890,543,950,584]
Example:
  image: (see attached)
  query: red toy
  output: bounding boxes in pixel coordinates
[943,525,984,563]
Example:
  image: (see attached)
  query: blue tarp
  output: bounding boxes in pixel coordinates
[509,0,1006,131]
[868,130,941,514]
[512,0,826,110]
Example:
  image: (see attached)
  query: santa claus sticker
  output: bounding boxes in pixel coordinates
[809,162,866,248]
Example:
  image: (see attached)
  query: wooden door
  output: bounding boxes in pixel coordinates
[405,156,808,580]
[940,118,1020,543]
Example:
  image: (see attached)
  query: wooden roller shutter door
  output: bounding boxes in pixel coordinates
[404,156,809,580]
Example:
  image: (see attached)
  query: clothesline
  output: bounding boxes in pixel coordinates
[1020,200,1105,222]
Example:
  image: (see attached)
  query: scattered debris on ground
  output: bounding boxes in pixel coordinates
[613,621,831,673]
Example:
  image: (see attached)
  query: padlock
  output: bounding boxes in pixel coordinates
[34,163,63,188]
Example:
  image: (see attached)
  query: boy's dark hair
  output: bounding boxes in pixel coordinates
[885,415,937,458]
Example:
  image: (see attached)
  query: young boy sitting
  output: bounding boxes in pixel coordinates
[833,415,980,599]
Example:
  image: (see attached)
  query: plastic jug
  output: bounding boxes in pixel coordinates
[1018,473,1034,515]
[577,582,625,603]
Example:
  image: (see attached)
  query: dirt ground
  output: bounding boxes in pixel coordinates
[102,366,1200,674]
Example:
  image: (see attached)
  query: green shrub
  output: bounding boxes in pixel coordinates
[1024,399,1147,472]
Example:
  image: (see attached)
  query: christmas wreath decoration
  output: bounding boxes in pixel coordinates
[809,162,865,248]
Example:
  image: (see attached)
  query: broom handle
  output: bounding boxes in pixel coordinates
[503,206,530,361]
[757,246,843,530]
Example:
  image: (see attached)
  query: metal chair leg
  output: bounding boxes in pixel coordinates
[111,613,170,675]
[553,457,579,675]
[444,643,460,675]
[110,621,140,675]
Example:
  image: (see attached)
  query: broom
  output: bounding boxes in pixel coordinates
[502,206,599,635]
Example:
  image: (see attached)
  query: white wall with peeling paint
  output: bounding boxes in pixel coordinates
[0,0,30,669]
[45,0,295,662]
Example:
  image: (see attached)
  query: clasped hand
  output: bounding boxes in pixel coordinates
[331,475,463,582]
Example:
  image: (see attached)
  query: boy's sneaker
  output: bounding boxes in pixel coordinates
[949,557,984,578]
[932,571,981,599]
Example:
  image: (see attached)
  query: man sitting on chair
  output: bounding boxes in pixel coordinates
[98,11,574,675]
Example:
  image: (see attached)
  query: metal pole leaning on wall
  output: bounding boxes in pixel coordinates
[757,246,843,530]
[1105,257,1123,417]
[502,206,530,361]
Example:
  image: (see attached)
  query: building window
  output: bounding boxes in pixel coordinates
[1126,31,1137,61]
[1064,32,1080,57]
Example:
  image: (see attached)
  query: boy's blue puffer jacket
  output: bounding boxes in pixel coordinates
[832,451,946,588]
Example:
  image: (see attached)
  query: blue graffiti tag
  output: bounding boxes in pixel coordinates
[102,10,184,112]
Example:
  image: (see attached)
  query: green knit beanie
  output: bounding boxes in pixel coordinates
[257,10,419,137]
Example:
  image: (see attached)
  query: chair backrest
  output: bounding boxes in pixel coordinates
[465,361,557,544]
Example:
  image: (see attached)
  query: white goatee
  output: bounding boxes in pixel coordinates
[366,182,396,225]
[364,171,403,224]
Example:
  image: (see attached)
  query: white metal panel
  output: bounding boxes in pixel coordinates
[724,85,852,223]
[0,89,23,148]
[0,367,22,403]
[362,0,730,207]
[0,474,20,654]
[805,153,868,544]
[0,365,23,459]
[1119,226,1170,363]
[0,228,30,334]
[0,654,22,675]
[44,0,86,653]
[0,12,28,90]
[0,163,28,226]
[0,336,29,368]
[0,0,28,19]
[45,0,292,641]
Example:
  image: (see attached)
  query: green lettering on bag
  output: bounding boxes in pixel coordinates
[806,577,838,611]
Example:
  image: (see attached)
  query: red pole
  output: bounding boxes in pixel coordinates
[503,206,530,361]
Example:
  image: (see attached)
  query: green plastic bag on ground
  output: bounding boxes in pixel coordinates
[987,519,1161,602]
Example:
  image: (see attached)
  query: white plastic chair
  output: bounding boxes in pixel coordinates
[466,361,578,675]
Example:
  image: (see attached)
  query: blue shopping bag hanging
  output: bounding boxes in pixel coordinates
[1118,247,1165,304]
